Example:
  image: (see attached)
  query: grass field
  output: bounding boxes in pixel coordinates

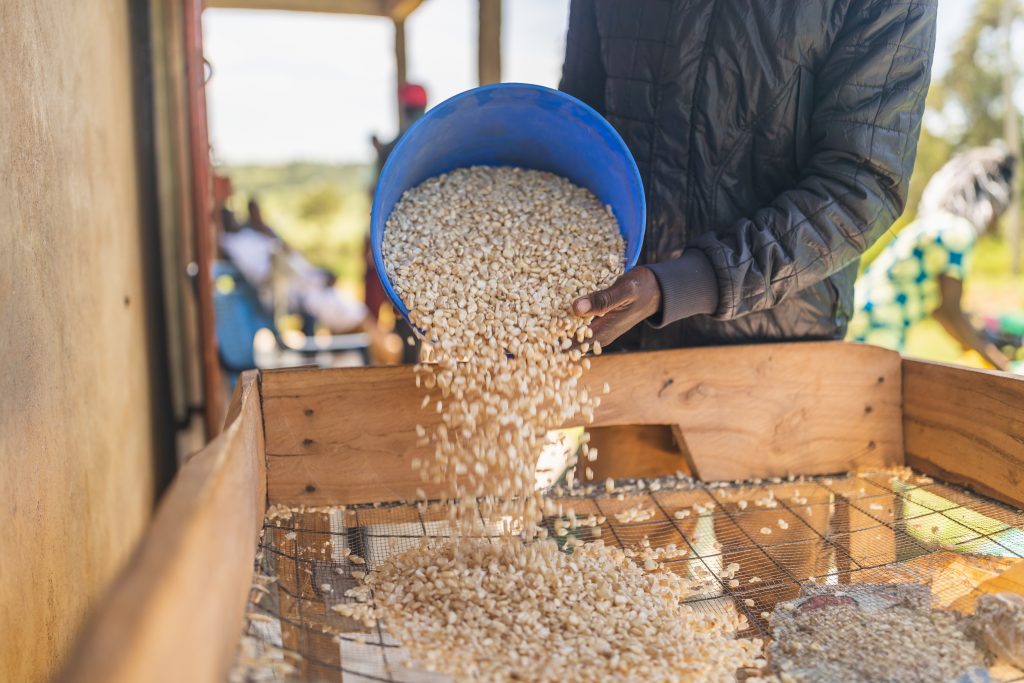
[220,162,1024,366]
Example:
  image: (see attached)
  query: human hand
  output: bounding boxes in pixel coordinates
[985,343,1014,373]
[572,267,661,347]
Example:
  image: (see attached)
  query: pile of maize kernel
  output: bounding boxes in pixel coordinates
[349,537,763,682]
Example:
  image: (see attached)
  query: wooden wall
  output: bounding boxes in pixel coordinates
[0,2,170,680]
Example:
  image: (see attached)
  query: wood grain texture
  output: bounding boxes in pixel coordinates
[0,3,170,680]
[58,373,266,683]
[477,0,502,85]
[275,512,345,679]
[903,358,1024,508]
[183,0,223,437]
[264,342,903,505]
[205,0,424,18]
[955,558,1024,601]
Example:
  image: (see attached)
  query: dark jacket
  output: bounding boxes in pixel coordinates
[560,0,936,349]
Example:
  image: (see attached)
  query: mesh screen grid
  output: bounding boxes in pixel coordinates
[232,471,1024,682]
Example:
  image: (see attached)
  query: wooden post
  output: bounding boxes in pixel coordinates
[477,0,501,85]
[394,17,408,130]
[184,0,224,437]
[1001,0,1021,275]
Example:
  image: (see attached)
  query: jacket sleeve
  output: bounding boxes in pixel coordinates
[676,0,937,322]
[559,0,606,115]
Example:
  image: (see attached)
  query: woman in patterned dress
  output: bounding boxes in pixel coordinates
[849,145,1017,370]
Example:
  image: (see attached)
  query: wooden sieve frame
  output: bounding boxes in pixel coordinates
[58,342,1024,683]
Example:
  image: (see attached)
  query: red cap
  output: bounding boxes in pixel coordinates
[399,83,428,109]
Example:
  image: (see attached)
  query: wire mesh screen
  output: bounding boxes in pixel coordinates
[231,471,1024,682]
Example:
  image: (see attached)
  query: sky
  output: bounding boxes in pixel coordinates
[203,0,976,166]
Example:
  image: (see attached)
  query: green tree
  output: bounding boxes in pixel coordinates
[928,0,1020,150]
[862,0,1023,269]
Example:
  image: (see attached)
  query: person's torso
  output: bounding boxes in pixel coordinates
[592,0,851,348]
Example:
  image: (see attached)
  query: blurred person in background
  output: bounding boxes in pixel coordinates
[218,204,276,309]
[848,145,1017,370]
[245,198,280,239]
[220,199,373,337]
[367,83,429,363]
[243,198,356,331]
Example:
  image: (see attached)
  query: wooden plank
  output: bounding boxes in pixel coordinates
[207,0,391,16]
[223,369,255,427]
[477,0,501,85]
[394,17,407,129]
[272,513,343,679]
[903,358,1024,508]
[957,558,1024,598]
[58,373,267,683]
[206,0,425,17]
[264,342,903,506]
[387,0,423,21]
[152,0,207,454]
[184,0,223,437]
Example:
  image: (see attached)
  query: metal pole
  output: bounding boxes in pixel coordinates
[1003,0,1021,275]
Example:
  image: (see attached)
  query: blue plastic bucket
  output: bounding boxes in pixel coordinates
[371,82,646,319]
